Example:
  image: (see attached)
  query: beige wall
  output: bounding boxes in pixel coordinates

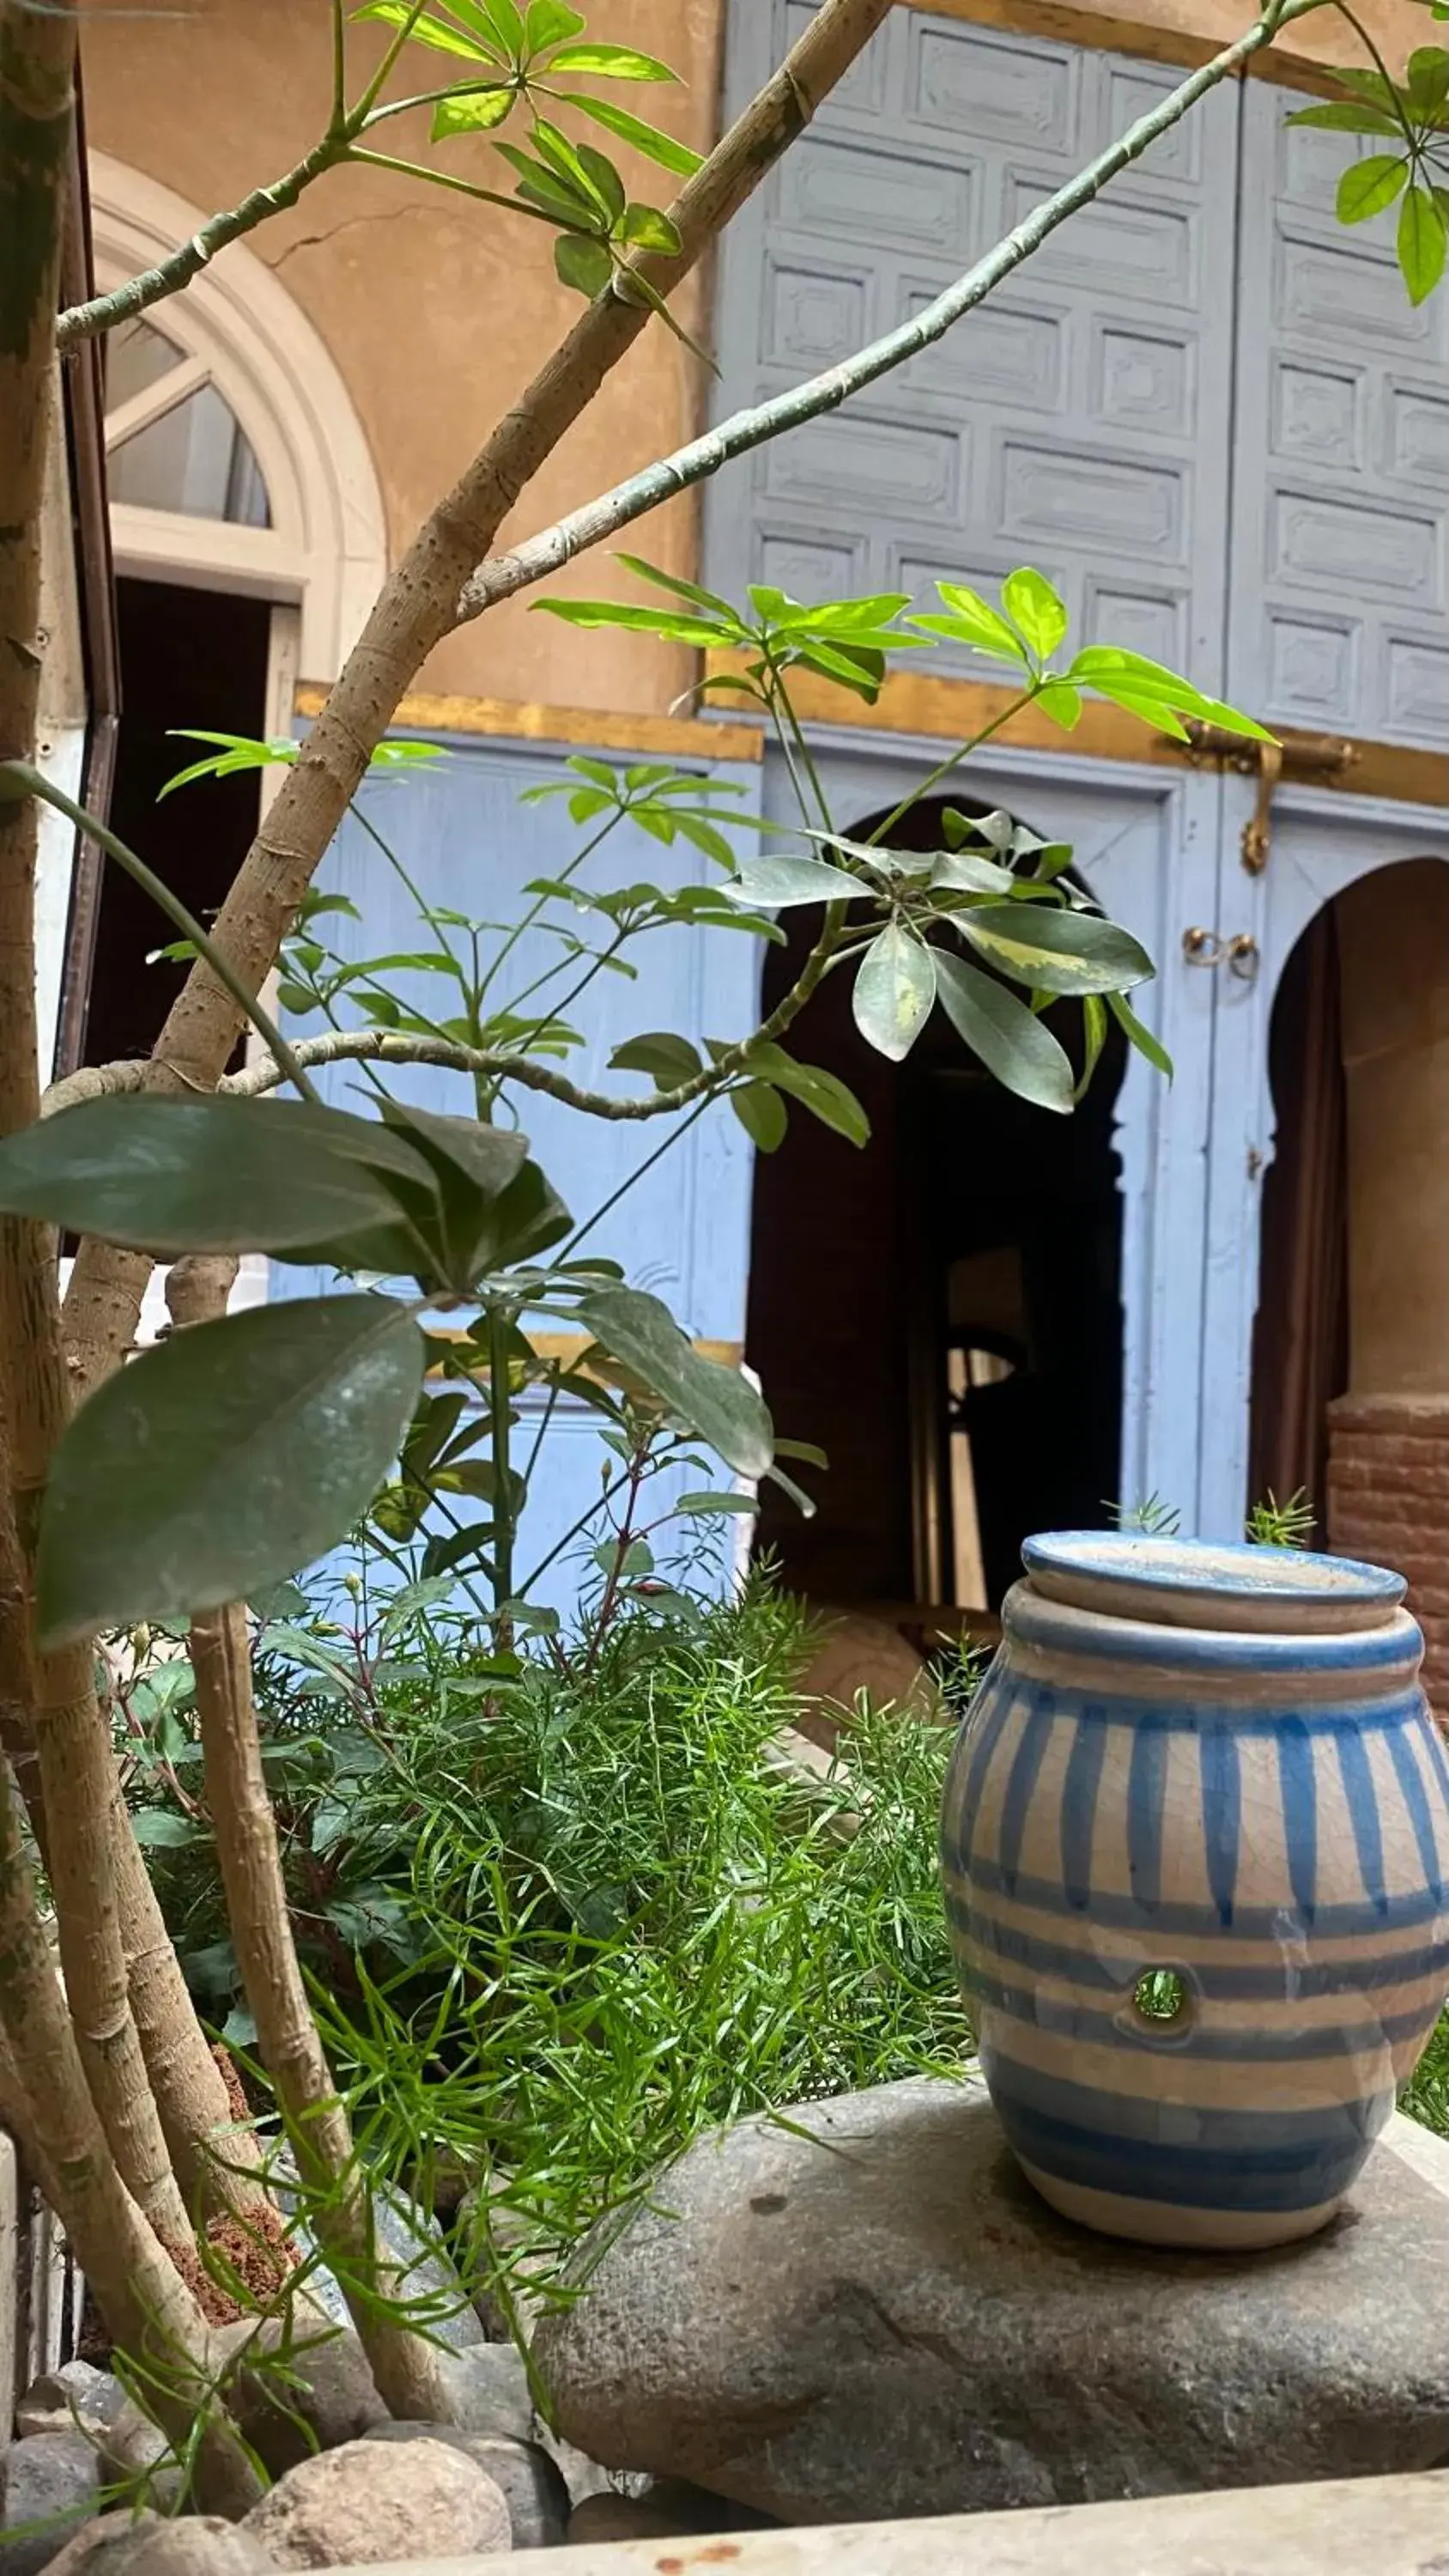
[1338,862,1449,1399]
[82,0,1433,716]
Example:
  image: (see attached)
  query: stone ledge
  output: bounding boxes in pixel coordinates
[335,2466,1449,2573]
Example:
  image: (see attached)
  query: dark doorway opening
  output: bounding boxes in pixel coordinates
[1247,901,1351,1546]
[746,793,1126,1618]
[78,578,271,1071]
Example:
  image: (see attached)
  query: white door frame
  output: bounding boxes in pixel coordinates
[774,720,1227,1527]
[1197,781,1449,1539]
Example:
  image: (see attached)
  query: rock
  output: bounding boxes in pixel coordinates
[363,2424,568,2546]
[213,2317,386,2476]
[241,2435,510,2566]
[15,2366,115,2445]
[274,2164,483,2355]
[567,2479,775,2545]
[436,2341,535,2442]
[39,2514,275,2574]
[0,2433,103,2575]
[794,1614,937,1751]
[537,2075,1449,2525]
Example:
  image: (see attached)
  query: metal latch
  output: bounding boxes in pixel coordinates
[1165,722,1360,875]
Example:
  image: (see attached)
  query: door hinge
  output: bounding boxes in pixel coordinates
[1164,721,1360,875]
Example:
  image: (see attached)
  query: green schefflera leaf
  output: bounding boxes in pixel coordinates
[1398,181,1448,303]
[578,1285,773,1478]
[934,951,1075,1114]
[1108,988,1174,1079]
[1336,153,1410,223]
[730,1082,788,1151]
[852,923,937,1061]
[1002,567,1069,659]
[36,1296,425,1649]
[739,1043,870,1146]
[724,856,864,909]
[0,1097,437,1257]
[958,904,1154,996]
[609,1030,703,1086]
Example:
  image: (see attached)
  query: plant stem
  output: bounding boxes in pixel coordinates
[488,1300,516,1626]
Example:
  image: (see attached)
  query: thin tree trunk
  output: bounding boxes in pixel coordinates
[0,0,200,2255]
[0,1734,261,2514]
[58,0,897,1396]
[191,1602,453,2422]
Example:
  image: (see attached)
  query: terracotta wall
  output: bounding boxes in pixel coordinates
[81,0,1432,713]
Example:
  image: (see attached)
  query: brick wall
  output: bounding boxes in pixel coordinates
[1328,1395,1449,1721]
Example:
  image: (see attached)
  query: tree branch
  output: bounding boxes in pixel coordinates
[58,0,897,1398]
[45,915,843,1123]
[190,1599,454,2424]
[56,133,348,349]
[456,0,1321,619]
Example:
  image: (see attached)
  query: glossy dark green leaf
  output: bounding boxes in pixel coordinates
[609,1030,703,1086]
[131,1810,202,1849]
[1407,42,1449,109]
[525,0,584,48]
[958,903,1153,996]
[473,1158,573,1271]
[930,848,1018,897]
[36,1297,425,1647]
[578,1285,773,1477]
[852,924,936,1061]
[0,1097,437,1255]
[676,1491,760,1516]
[730,1082,787,1151]
[935,951,1075,1113]
[379,1101,529,1200]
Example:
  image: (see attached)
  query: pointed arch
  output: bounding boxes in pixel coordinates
[86,153,388,681]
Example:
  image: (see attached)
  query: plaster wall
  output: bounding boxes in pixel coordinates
[1337,862,1449,1400]
[81,0,1434,713]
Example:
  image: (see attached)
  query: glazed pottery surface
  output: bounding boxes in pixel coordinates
[940,1531,1449,2251]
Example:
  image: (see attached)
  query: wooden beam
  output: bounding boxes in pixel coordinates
[294,683,762,768]
[901,0,1390,98]
[336,2464,1449,2575]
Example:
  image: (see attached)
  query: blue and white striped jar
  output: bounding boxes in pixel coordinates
[941,1532,1449,2250]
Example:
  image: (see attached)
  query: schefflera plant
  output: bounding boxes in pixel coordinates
[540,558,1271,1113]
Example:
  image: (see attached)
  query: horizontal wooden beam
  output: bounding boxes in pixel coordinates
[339,2464,1449,2575]
[904,0,1385,98]
[427,1327,745,1373]
[294,683,762,767]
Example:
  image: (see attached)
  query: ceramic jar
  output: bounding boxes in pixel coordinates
[941,1532,1449,2251]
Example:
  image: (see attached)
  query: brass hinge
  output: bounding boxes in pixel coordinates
[1161,721,1361,874]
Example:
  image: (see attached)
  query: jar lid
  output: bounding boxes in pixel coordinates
[1022,1531,1406,1634]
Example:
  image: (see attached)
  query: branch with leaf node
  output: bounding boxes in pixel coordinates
[58,0,706,351]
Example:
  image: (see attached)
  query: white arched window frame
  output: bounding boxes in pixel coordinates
[88,151,388,686]
[63,161,389,1341]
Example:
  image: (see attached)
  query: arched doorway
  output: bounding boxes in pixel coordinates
[745,794,1127,1622]
[59,156,389,1086]
[1246,852,1449,1708]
